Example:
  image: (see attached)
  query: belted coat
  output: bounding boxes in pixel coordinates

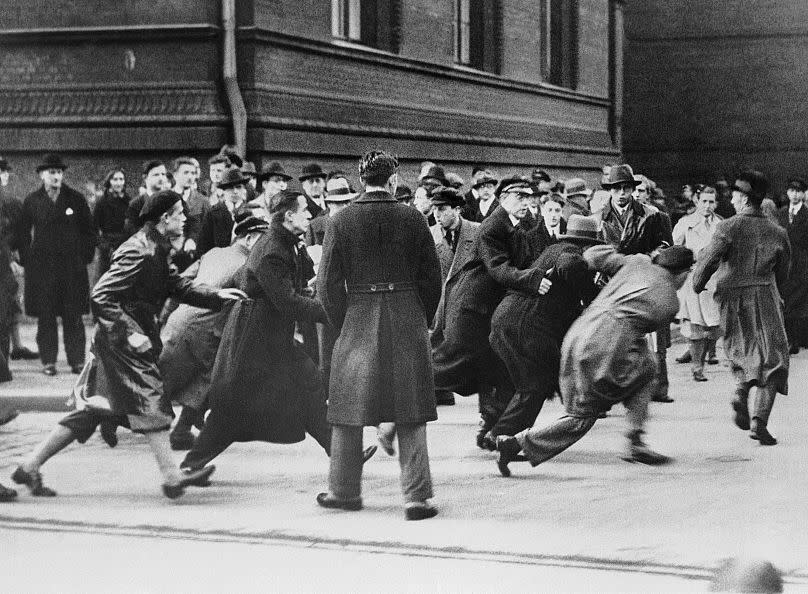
[19,184,97,318]
[319,190,442,426]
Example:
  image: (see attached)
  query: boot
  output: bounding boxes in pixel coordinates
[622,431,671,465]
[675,349,692,364]
[690,339,707,382]
[750,385,777,445]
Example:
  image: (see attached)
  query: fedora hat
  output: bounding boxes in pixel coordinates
[472,172,499,190]
[325,178,358,203]
[564,177,591,197]
[430,186,465,208]
[558,214,603,244]
[36,153,67,172]
[419,165,447,187]
[241,161,257,177]
[218,167,252,189]
[394,185,413,202]
[299,163,327,182]
[258,161,292,183]
[601,164,640,189]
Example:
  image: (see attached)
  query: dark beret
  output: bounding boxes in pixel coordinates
[139,190,182,224]
[653,245,694,273]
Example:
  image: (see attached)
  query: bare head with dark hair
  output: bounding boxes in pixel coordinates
[270,189,311,236]
[103,168,126,195]
[359,151,399,187]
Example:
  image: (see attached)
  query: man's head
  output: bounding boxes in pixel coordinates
[233,213,270,250]
[142,160,167,194]
[682,184,695,202]
[696,186,717,217]
[531,168,551,185]
[496,177,536,220]
[140,190,185,238]
[540,193,565,228]
[430,186,464,230]
[0,157,10,186]
[732,169,768,212]
[413,186,432,216]
[258,162,291,197]
[358,150,398,192]
[324,177,357,216]
[632,174,651,205]
[103,168,126,195]
[299,163,327,199]
[602,164,640,209]
[419,164,447,194]
[786,178,807,206]
[36,154,67,192]
[271,189,311,236]
[241,162,258,190]
[208,154,229,185]
[394,184,414,206]
[218,167,250,207]
[172,157,197,191]
[473,172,498,202]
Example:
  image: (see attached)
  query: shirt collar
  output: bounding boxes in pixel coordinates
[508,213,520,227]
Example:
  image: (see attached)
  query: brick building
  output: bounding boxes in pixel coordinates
[1,1,623,197]
[624,1,808,199]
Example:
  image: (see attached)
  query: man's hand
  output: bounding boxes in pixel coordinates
[217,288,247,300]
[538,277,552,295]
[127,332,152,354]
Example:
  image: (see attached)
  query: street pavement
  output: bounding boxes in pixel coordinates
[2,320,808,592]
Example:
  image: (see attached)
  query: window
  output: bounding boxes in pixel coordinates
[541,0,578,88]
[454,0,502,74]
[331,0,401,53]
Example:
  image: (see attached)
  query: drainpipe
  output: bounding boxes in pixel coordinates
[222,0,247,156]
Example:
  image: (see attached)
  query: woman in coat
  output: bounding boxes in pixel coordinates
[496,244,693,476]
[317,151,443,520]
[93,168,131,278]
[693,170,791,446]
[487,215,600,441]
[12,191,243,499]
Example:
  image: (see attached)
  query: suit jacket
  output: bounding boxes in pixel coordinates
[461,197,500,223]
[198,201,242,256]
[430,217,480,332]
[19,184,97,317]
[600,199,671,256]
[306,211,330,246]
[775,204,808,317]
[181,188,210,246]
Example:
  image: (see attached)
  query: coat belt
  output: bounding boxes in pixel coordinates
[347,281,416,293]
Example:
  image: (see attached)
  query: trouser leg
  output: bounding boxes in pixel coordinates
[516,415,597,466]
[61,312,86,368]
[705,337,717,359]
[36,310,58,365]
[145,430,182,484]
[299,355,331,455]
[490,389,548,438]
[752,384,777,427]
[690,339,706,374]
[624,380,654,434]
[396,423,433,504]
[328,424,363,500]
[180,411,235,471]
[653,348,670,398]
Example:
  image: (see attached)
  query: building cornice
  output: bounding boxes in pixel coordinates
[0,23,219,44]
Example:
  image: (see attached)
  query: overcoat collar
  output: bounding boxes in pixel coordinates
[739,205,763,217]
[355,190,396,203]
[270,219,303,247]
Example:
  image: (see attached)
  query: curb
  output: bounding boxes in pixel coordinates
[0,395,71,413]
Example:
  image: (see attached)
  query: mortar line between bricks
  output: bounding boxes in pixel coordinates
[5,515,805,584]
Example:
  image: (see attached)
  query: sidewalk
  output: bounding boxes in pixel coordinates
[1,334,808,586]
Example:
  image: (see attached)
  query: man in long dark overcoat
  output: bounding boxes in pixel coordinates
[18,154,97,375]
[317,151,442,520]
[775,178,808,353]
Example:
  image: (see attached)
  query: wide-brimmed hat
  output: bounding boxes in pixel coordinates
[241,161,257,177]
[564,177,591,197]
[258,162,292,183]
[444,172,465,190]
[139,190,182,224]
[601,164,640,189]
[495,176,536,198]
[419,165,447,187]
[472,172,499,190]
[558,214,603,244]
[218,167,252,189]
[394,185,413,202]
[325,178,358,203]
[430,186,465,208]
[653,245,694,273]
[299,163,327,182]
[36,153,67,172]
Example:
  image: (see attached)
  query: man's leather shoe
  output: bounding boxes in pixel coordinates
[405,504,438,521]
[706,355,719,365]
[435,390,455,406]
[100,420,118,448]
[623,444,672,465]
[496,435,528,477]
[11,467,57,496]
[0,483,18,502]
[10,347,38,360]
[42,364,57,376]
[675,350,692,364]
[162,465,216,499]
[750,426,777,446]
[316,492,362,511]
[651,394,674,403]
[0,408,19,427]
[732,399,750,431]
[692,370,708,382]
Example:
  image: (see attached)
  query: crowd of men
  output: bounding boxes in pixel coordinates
[0,148,798,519]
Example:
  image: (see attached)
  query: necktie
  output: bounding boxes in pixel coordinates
[445,229,454,250]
